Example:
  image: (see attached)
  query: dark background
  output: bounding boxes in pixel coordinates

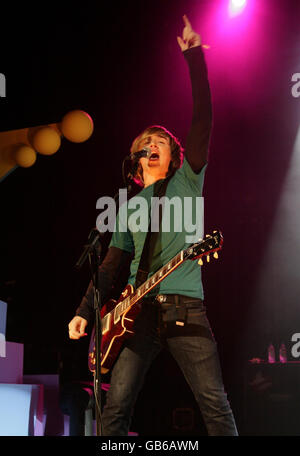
[1,0,300,435]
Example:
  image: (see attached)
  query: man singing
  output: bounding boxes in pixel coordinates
[68,15,238,436]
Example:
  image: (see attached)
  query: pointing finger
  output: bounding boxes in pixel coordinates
[183,14,192,29]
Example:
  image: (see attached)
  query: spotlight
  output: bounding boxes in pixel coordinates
[229,0,247,17]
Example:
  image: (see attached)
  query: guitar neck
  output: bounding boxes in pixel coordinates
[132,250,185,305]
[102,231,222,333]
[112,249,186,324]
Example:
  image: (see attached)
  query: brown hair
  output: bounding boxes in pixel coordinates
[130,125,184,186]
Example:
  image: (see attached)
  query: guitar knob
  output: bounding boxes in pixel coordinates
[213,252,218,259]
[198,258,203,266]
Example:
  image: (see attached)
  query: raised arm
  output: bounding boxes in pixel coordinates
[178,15,212,173]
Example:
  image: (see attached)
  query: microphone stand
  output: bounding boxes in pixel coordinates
[75,227,104,436]
[122,155,141,198]
[74,155,136,436]
[90,236,103,437]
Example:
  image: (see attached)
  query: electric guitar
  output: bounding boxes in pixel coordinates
[88,230,223,373]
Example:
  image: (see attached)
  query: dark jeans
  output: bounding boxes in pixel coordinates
[102,296,238,436]
[60,382,92,436]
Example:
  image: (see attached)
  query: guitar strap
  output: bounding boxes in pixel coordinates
[135,175,172,288]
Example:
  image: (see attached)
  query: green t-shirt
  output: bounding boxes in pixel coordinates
[109,158,207,299]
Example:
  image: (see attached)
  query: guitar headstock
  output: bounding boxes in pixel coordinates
[185,230,223,265]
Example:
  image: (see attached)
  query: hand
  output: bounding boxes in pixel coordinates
[177,15,201,52]
[68,316,88,339]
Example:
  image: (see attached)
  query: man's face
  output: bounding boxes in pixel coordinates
[138,133,172,178]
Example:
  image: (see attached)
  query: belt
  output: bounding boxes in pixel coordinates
[154,294,204,327]
[155,294,203,305]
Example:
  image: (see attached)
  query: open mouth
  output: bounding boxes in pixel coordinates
[149,152,159,161]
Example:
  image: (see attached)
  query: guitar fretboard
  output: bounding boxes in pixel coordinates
[101,231,222,334]
[132,250,184,305]
[101,250,184,332]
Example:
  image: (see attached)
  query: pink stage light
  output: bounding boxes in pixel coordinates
[229,0,247,17]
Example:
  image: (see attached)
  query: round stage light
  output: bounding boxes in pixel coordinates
[60,110,94,143]
[32,126,61,155]
[14,145,37,168]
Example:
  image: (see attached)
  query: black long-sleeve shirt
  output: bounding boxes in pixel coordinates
[76,45,212,324]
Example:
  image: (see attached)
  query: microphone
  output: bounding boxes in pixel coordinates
[130,147,151,161]
[123,147,151,185]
